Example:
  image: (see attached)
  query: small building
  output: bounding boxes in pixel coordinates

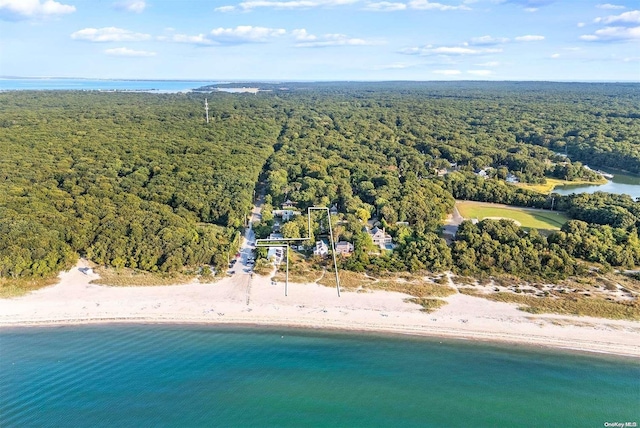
[368,226,393,250]
[475,167,493,178]
[268,232,284,240]
[329,204,338,216]
[267,247,284,265]
[282,199,296,209]
[273,209,301,221]
[335,241,354,256]
[506,173,519,184]
[313,241,329,257]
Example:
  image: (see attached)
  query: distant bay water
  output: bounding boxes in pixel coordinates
[0,78,217,92]
[1,325,638,427]
[553,169,640,200]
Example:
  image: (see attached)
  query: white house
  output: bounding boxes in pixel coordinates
[273,209,301,221]
[313,241,329,257]
[506,173,519,184]
[368,226,393,250]
[267,247,284,265]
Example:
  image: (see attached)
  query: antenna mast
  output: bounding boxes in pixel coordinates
[205,98,209,124]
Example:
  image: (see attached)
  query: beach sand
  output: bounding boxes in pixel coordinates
[1,259,639,357]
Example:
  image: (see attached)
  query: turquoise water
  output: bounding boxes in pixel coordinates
[1,325,638,427]
[0,78,215,92]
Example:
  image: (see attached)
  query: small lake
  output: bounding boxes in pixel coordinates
[553,170,640,200]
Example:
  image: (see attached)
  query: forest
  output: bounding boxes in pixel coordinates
[1,82,639,284]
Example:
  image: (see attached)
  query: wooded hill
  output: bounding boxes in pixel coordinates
[1,82,638,283]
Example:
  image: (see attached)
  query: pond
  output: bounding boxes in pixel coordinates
[553,169,640,200]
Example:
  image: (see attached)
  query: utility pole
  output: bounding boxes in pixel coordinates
[205,98,209,124]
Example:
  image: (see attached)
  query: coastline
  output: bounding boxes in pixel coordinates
[1,261,639,358]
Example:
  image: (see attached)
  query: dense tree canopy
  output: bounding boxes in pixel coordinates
[1,82,638,282]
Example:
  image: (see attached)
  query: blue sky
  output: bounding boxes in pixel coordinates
[1,0,639,81]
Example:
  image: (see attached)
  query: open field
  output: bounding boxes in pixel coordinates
[456,201,569,230]
[515,177,607,194]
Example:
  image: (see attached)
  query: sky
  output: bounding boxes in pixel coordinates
[0,0,639,81]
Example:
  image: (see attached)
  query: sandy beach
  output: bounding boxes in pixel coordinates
[1,259,639,358]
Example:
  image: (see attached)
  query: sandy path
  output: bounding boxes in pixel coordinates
[1,260,639,358]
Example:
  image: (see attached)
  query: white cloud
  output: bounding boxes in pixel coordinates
[231,0,359,11]
[0,0,75,20]
[433,69,461,75]
[292,28,317,41]
[71,27,152,42]
[408,0,470,10]
[402,44,501,55]
[501,0,555,7]
[581,25,640,41]
[577,22,585,27]
[295,31,376,47]
[514,34,545,41]
[169,33,214,45]
[467,69,493,75]
[475,61,500,66]
[113,1,146,13]
[170,26,287,45]
[215,5,237,12]
[524,7,537,12]
[594,10,640,25]
[469,35,509,45]
[374,62,414,69]
[550,53,560,58]
[596,3,625,9]
[210,26,286,43]
[364,1,407,11]
[105,47,156,57]
[434,46,500,54]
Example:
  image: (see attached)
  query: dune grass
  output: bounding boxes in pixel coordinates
[0,277,59,299]
[318,270,456,301]
[459,288,640,320]
[456,201,568,230]
[91,267,194,287]
[406,298,448,313]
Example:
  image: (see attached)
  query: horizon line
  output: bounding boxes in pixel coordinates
[2,76,640,84]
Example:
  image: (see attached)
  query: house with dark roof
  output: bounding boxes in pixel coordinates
[368,226,393,250]
[335,241,354,256]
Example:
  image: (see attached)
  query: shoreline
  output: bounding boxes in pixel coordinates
[2,316,639,359]
[1,260,639,359]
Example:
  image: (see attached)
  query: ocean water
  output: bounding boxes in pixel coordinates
[0,78,215,92]
[0,325,638,428]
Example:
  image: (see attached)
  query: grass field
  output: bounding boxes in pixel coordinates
[516,177,607,194]
[456,201,569,230]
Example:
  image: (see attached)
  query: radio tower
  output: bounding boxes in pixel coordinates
[205,98,209,124]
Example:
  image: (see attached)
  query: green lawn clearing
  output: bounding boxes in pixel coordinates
[456,201,569,230]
